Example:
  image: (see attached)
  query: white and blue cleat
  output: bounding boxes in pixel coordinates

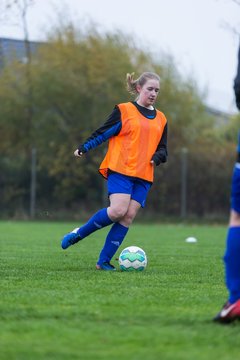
[61,228,81,249]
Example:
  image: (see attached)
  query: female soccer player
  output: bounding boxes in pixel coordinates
[61,72,168,270]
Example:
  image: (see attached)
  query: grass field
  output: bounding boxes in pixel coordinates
[1,221,240,360]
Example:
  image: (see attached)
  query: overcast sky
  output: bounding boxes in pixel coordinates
[0,0,239,113]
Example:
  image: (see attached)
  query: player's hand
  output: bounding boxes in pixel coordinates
[74,149,83,157]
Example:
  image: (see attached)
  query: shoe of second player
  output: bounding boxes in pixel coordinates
[213,299,240,323]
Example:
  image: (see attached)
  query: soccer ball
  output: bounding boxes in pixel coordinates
[118,246,147,271]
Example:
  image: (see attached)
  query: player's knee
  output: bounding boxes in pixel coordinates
[108,205,128,221]
[121,209,137,227]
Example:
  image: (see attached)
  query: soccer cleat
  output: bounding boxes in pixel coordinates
[61,228,81,249]
[96,262,116,271]
[213,299,240,324]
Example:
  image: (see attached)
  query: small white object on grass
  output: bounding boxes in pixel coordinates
[185,236,197,243]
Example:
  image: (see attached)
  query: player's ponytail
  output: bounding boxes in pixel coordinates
[126,72,138,95]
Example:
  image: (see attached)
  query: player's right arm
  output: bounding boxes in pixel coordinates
[74,106,122,157]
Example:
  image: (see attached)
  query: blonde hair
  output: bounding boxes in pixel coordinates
[126,72,160,95]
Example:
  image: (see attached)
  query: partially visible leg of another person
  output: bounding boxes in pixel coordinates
[214,44,240,323]
[214,163,240,323]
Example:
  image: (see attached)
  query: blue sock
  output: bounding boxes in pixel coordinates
[77,208,113,239]
[231,164,240,212]
[223,226,240,303]
[97,223,129,265]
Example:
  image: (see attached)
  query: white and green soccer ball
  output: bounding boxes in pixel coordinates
[118,246,147,271]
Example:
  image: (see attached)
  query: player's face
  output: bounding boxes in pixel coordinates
[137,79,160,109]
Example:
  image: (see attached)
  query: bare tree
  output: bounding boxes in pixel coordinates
[1,0,37,218]
[219,0,240,36]
[232,0,240,6]
[1,0,35,60]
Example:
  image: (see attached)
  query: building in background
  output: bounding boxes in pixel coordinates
[0,37,41,68]
[205,105,231,126]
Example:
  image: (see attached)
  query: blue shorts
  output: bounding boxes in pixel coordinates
[107,172,152,208]
[231,163,240,213]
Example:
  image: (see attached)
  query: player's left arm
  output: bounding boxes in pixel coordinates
[151,123,168,165]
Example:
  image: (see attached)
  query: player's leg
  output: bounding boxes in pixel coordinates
[61,206,114,249]
[119,199,142,227]
[224,163,240,304]
[214,163,240,323]
[96,178,151,270]
[96,199,141,270]
[107,192,131,221]
[61,173,132,250]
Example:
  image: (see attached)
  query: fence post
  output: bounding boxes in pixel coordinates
[181,147,188,219]
[30,147,37,219]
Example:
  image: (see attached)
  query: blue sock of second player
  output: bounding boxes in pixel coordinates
[97,222,129,265]
[224,226,240,304]
[77,208,113,239]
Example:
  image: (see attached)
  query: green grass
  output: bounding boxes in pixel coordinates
[1,221,239,360]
